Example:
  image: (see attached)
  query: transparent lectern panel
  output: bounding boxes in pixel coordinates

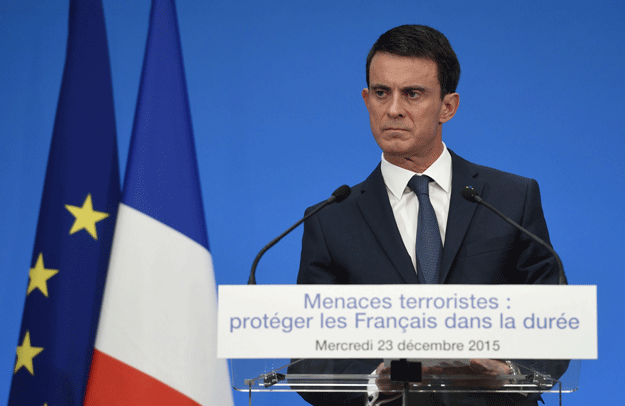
[230,358,580,394]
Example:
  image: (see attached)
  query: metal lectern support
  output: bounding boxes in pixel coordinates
[403,381,408,406]
[248,380,251,406]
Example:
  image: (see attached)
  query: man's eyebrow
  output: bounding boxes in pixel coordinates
[369,84,429,93]
[400,85,427,93]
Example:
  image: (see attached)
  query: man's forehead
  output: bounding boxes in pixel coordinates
[369,53,439,87]
[370,52,437,69]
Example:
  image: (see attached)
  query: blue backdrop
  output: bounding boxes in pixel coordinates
[1,1,623,405]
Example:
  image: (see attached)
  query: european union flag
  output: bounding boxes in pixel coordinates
[8,0,120,404]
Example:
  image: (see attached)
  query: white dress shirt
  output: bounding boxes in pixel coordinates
[380,144,452,273]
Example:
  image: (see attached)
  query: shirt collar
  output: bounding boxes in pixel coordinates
[381,143,452,199]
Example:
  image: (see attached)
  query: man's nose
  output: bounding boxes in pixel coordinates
[387,94,405,117]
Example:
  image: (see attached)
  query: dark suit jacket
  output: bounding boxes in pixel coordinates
[290,151,563,405]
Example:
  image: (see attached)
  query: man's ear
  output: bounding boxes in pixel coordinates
[439,92,459,124]
[362,88,370,109]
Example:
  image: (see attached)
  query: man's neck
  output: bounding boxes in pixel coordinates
[383,142,444,173]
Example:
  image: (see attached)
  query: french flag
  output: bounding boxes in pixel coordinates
[84,0,233,404]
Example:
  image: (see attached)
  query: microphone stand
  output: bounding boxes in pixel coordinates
[247,185,350,284]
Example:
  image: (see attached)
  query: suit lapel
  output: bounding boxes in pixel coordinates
[357,165,420,284]
[439,151,483,283]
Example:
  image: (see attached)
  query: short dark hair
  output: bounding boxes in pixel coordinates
[366,25,461,98]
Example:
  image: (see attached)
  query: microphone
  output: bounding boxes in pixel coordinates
[461,186,567,285]
[247,185,351,284]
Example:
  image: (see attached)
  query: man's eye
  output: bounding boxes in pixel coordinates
[406,90,420,99]
[375,90,387,98]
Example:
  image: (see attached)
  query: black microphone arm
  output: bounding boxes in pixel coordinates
[461,186,567,285]
[247,185,351,284]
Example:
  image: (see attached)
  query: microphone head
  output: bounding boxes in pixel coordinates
[331,185,351,203]
[461,186,479,203]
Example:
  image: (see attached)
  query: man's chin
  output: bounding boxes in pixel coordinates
[382,149,415,159]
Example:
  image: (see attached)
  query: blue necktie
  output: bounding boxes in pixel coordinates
[408,175,442,284]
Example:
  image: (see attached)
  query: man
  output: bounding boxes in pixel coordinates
[289,25,564,405]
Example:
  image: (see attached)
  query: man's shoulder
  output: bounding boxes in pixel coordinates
[451,150,538,190]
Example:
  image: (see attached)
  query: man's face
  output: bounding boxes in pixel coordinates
[362,52,458,170]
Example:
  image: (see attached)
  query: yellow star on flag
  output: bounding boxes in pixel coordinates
[14,331,44,375]
[27,253,59,297]
[65,194,109,240]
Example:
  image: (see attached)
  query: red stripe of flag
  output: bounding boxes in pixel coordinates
[84,350,200,405]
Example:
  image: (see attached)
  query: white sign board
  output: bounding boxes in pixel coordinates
[218,285,596,360]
